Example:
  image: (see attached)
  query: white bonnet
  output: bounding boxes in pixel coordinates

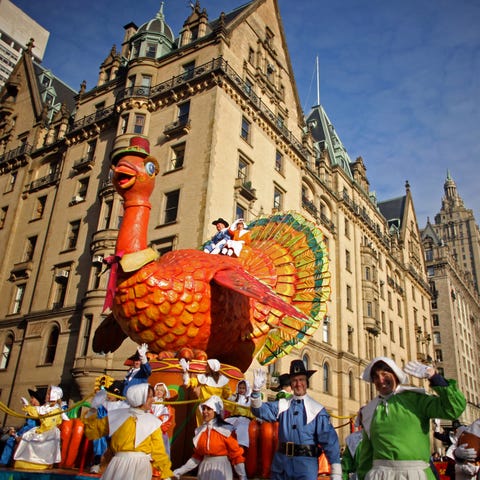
[200,395,224,416]
[207,359,221,372]
[154,382,170,399]
[49,386,63,402]
[361,356,408,384]
[126,383,150,407]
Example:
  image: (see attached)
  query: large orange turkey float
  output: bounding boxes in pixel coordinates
[93,136,330,373]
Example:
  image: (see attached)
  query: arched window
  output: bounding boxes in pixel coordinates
[302,354,310,371]
[45,326,59,364]
[322,362,330,393]
[0,334,13,369]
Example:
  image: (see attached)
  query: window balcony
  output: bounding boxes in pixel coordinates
[73,156,95,171]
[234,178,257,202]
[163,118,191,138]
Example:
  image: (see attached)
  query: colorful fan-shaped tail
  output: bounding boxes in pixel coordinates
[241,211,331,365]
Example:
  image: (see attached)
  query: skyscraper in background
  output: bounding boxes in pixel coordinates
[0,0,49,87]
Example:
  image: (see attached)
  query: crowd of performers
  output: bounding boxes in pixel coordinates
[0,348,476,479]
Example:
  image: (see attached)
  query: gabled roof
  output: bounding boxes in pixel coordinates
[421,219,442,245]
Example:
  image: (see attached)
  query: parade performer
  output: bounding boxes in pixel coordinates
[151,382,176,456]
[84,383,173,480]
[14,385,69,470]
[250,360,342,480]
[341,409,364,480]
[122,343,151,395]
[446,418,480,480]
[225,380,254,454]
[203,218,232,254]
[357,357,466,480]
[180,358,231,426]
[173,395,247,480]
[272,373,293,400]
[224,219,251,257]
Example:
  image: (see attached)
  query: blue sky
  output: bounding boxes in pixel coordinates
[14,0,480,226]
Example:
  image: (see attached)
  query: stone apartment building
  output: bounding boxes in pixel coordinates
[422,175,480,424]
[0,0,436,442]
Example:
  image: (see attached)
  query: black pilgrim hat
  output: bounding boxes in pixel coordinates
[106,380,124,396]
[28,388,46,404]
[211,218,229,227]
[271,373,291,392]
[289,360,316,379]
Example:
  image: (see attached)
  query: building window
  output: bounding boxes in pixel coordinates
[44,326,59,364]
[427,266,434,276]
[365,266,371,281]
[178,101,190,124]
[366,301,373,317]
[241,117,251,142]
[0,334,13,369]
[101,200,113,230]
[24,235,37,261]
[273,187,283,211]
[238,157,248,181]
[244,77,253,95]
[432,314,439,326]
[80,315,93,357]
[66,220,81,249]
[133,114,145,134]
[397,298,402,317]
[235,203,246,220]
[90,263,102,290]
[152,236,176,256]
[275,150,283,173]
[120,114,129,134]
[53,268,69,309]
[42,75,50,87]
[399,327,404,347]
[425,249,433,261]
[347,326,353,352]
[86,140,96,162]
[248,47,255,65]
[5,171,17,193]
[348,371,354,399]
[164,190,180,224]
[0,206,7,228]
[435,349,443,362]
[182,61,195,80]
[345,250,351,271]
[389,320,394,341]
[381,311,386,332]
[12,284,26,314]
[433,332,441,344]
[388,291,392,309]
[73,177,89,202]
[322,318,330,343]
[322,363,330,393]
[170,143,185,171]
[345,218,350,238]
[141,74,152,89]
[346,285,352,310]
[146,43,157,58]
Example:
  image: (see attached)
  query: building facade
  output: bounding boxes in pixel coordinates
[422,175,480,424]
[0,0,437,444]
[0,0,49,87]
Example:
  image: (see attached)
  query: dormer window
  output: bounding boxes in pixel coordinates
[42,76,51,88]
[146,43,157,58]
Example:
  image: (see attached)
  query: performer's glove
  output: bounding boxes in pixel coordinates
[20,397,29,406]
[404,360,435,379]
[137,343,149,364]
[91,390,107,409]
[179,358,190,385]
[456,463,479,475]
[234,462,247,480]
[173,457,200,478]
[433,418,441,433]
[252,369,267,392]
[455,443,478,462]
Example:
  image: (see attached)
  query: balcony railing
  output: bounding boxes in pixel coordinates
[0,143,32,166]
[163,118,191,138]
[28,171,61,192]
[69,105,116,132]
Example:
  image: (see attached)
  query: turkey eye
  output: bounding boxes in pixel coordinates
[145,161,156,176]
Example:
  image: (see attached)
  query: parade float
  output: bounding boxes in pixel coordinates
[0,136,333,478]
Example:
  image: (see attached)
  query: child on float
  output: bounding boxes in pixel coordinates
[151,382,176,457]
[13,385,69,470]
[223,219,251,257]
[225,379,254,455]
[84,383,173,480]
[173,395,247,480]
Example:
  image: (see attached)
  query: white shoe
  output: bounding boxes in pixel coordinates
[90,465,100,474]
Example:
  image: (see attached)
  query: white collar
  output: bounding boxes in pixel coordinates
[277,394,324,425]
[108,407,161,447]
[197,374,229,387]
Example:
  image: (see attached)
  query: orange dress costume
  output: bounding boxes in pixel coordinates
[225,219,251,257]
[173,396,247,480]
